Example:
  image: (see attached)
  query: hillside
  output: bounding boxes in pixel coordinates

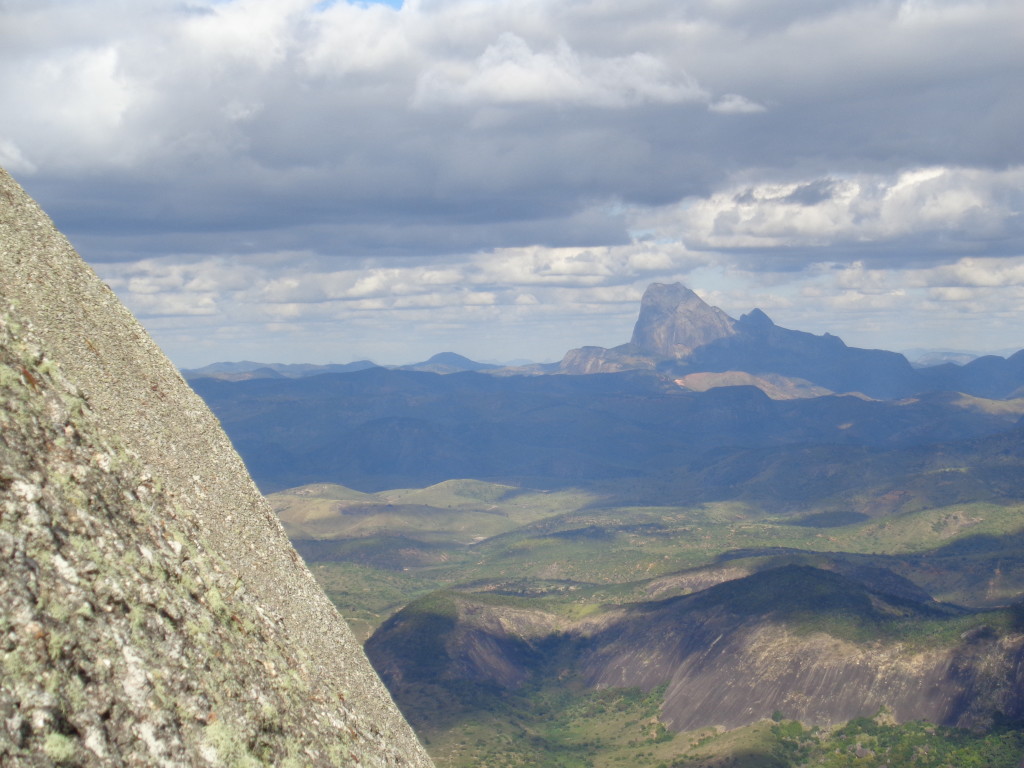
[193,368,1024,495]
[366,567,1024,733]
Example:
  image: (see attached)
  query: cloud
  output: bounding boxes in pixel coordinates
[413,33,707,108]
[0,138,35,175]
[1,44,137,169]
[89,240,709,365]
[708,93,766,114]
[93,243,1024,367]
[923,257,1024,289]
[301,1,410,75]
[471,242,695,286]
[3,0,1024,364]
[633,166,1024,260]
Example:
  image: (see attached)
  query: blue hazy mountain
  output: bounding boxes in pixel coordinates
[189,283,1024,495]
[561,283,1024,400]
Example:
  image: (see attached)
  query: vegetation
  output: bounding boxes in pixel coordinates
[404,681,684,768]
[781,714,1024,768]
[392,678,1024,768]
[275,482,1024,634]
[270,480,1024,768]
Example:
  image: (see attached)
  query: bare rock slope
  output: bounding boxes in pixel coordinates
[369,568,1024,735]
[0,168,433,767]
[630,282,736,358]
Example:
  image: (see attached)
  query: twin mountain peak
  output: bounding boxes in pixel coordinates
[187,282,1024,401]
[562,282,887,389]
[561,282,1024,401]
[621,281,786,357]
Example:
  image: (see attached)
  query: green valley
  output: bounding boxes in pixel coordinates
[270,478,1024,767]
[233,285,1024,767]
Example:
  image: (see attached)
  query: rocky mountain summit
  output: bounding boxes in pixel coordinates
[0,168,433,767]
[562,282,1024,400]
[630,282,737,358]
[556,282,911,394]
[557,283,739,375]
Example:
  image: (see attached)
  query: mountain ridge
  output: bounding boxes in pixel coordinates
[561,284,930,399]
[191,366,1024,495]
[366,565,1024,735]
[187,282,1024,400]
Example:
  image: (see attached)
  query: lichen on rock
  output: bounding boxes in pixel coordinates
[0,307,384,765]
[0,167,433,766]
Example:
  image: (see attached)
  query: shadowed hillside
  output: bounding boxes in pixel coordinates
[366,566,1024,745]
[193,368,1024,495]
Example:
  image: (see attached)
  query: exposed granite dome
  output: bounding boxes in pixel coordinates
[629,283,737,359]
[0,168,433,767]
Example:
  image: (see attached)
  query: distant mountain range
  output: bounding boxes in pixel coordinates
[189,283,1024,495]
[184,352,501,380]
[559,283,1024,400]
[186,283,1024,400]
[183,359,379,381]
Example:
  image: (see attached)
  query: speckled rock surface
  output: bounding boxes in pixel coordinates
[0,168,434,767]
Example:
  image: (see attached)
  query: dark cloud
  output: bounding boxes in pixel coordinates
[783,180,837,206]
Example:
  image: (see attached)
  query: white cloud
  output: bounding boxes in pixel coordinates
[708,93,766,114]
[913,257,1024,289]
[0,138,36,175]
[180,0,307,70]
[471,242,702,285]
[301,1,411,76]
[414,33,707,108]
[2,45,137,168]
[634,166,1024,252]
[89,240,709,364]
[101,242,702,317]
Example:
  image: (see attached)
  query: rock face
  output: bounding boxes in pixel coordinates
[578,567,1024,732]
[0,168,433,767]
[368,567,1024,735]
[629,283,737,358]
[559,283,737,374]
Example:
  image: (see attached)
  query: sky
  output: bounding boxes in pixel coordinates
[2,0,1023,367]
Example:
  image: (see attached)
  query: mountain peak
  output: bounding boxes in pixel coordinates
[739,308,774,329]
[425,351,480,366]
[630,283,737,359]
[403,351,498,373]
